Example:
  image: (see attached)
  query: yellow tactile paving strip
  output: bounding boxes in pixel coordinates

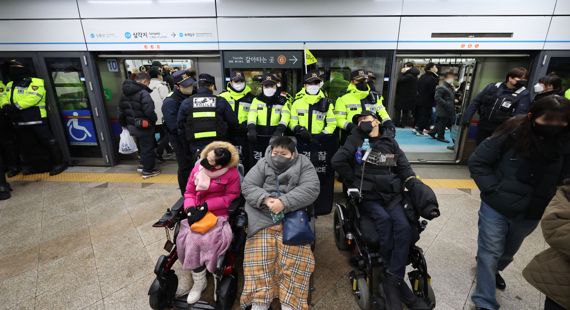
[7,172,477,188]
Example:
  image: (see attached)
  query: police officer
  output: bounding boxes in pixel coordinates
[247,74,290,143]
[6,61,66,176]
[177,73,238,163]
[0,78,20,177]
[335,69,394,137]
[219,71,254,134]
[162,71,196,194]
[290,70,336,142]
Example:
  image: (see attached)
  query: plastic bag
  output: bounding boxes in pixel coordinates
[118,128,138,154]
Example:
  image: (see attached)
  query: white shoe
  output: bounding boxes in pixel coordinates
[187,269,207,304]
[175,268,192,297]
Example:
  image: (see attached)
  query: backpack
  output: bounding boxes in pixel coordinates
[479,82,526,124]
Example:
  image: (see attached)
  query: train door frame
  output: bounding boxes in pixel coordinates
[0,51,113,166]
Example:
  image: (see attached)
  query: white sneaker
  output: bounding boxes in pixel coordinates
[187,269,207,304]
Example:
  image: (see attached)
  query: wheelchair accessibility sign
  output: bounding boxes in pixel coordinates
[63,110,97,146]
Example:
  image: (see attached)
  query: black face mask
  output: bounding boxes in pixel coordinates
[367,81,376,92]
[533,122,566,138]
[359,121,373,134]
[9,66,29,82]
[356,81,368,91]
[200,158,215,170]
[515,80,527,89]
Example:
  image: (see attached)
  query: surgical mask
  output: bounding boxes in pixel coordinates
[533,122,566,137]
[445,79,454,85]
[231,82,245,92]
[9,66,29,82]
[271,154,291,171]
[533,83,545,94]
[277,82,282,88]
[263,87,277,97]
[359,121,374,134]
[319,81,324,88]
[401,67,410,73]
[515,80,527,89]
[356,81,368,91]
[200,158,215,170]
[306,85,320,95]
[179,86,193,95]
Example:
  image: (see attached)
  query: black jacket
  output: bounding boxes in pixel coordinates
[533,89,564,103]
[434,82,456,118]
[468,129,570,219]
[118,80,157,137]
[176,87,238,140]
[331,128,415,203]
[417,71,439,108]
[395,67,420,110]
[161,89,188,135]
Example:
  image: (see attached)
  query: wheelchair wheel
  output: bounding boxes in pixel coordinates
[149,270,178,310]
[354,277,371,310]
[216,272,238,310]
[333,206,349,251]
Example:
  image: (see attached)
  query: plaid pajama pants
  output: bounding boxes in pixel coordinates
[240,224,315,310]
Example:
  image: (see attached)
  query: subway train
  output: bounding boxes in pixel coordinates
[0,0,568,167]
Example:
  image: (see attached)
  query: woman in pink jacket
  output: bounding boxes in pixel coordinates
[176,141,241,305]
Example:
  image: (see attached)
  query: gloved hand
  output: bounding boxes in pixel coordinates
[345,122,356,134]
[187,202,208,225]
[1,104,16,114]
[272,124,286,137]
[294,126,312,142]
[247,125,257,144]
[405,178,440,220]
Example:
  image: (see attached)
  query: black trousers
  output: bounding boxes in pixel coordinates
[155,124,172,156]
[21,124,64,168]
[137,134,156,172]
[432,117,451,140]
[0,119,19,170]
[171,134,192,196]
[415,105,433,132]
[394,108,412,127]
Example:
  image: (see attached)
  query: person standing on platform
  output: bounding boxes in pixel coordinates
[247,74,290,144]
[162,71,196,194]
[428,72,456,143]
[463,67,530,145]
[119,72,160,179]
[394,62,419,128]
[177,73,238,165]
[5,61,67,176]
[149,67,172,162]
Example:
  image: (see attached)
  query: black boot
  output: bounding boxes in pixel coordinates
[386,273,418,306]
[0,183,11,200]
[382,279,404,310]
[47,140,67,176]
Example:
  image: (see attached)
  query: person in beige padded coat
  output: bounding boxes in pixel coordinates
[523,185,570,310]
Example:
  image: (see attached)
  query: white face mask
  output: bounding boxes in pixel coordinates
[231,82,245,91]
[263,87,277,97]
[276,82,282,88]
[401,67,410,73]
[306,85,320,95]
[445,79,454,85]
[533,83,545,94]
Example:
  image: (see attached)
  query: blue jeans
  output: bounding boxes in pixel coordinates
[361,199,412,277]
[472,202,539,310]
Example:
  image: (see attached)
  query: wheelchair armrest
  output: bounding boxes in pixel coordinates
[152,197,186,228]
[228,196,244,216]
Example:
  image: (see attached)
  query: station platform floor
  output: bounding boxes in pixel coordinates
[0,164,547,310]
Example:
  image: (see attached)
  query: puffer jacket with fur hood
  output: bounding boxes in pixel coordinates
[183,141,241,218]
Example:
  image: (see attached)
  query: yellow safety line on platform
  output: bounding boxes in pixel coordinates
[7,172,478,189]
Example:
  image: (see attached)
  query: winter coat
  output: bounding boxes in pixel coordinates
[149,78,169,125]
[434,82,456,119]
[183,141,241,218]
[331,128,415,204]
[395,67,419,110]
[118,80,157,137]
[523,186,570,309]
[242,146,320,237]
[161,89,189,135]
[468,129,570,219]
[417,71,439,108]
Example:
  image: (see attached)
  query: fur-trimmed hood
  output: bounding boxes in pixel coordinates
[199,141,240,168]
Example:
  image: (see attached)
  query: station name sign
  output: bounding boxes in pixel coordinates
[224,51,303,69]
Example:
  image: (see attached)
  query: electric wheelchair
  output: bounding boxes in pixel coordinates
[148,193,247,310]
[333,187,438,310]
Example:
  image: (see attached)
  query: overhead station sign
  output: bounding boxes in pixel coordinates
[224,51,303,68]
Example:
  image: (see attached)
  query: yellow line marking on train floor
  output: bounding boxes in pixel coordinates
[8,172,478,189]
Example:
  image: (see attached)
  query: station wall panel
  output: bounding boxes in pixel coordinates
[554,0,570,15]
[82,18,219,51]
[218,17,399,50]
[544,16,570,50]
[398,16,551,50]
[216,0,403,16]
[0,0,80,19]
[402,0,557,16]
[0,20,86,51]
[76,0,216,18]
